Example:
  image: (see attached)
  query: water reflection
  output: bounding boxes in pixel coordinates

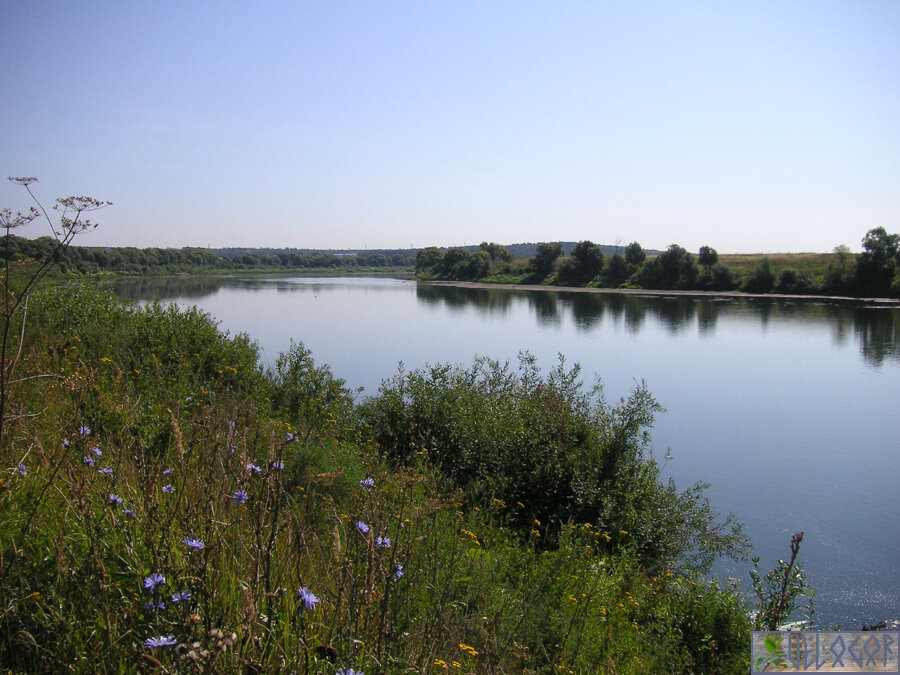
[414,285,900,368]
[108,277,900,368]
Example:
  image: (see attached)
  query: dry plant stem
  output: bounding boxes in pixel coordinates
[771,531,804,629]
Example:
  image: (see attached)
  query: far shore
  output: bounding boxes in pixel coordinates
[427,280,900,307]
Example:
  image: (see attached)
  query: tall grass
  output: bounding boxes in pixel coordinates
[0,285,759,673]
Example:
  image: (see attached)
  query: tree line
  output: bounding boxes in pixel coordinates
[0,235,416,275]
[416,228,900,298]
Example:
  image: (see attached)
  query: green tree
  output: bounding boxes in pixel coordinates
[604,253,628,286]
[855,227,900,296]
[528,242,562,278]
[478,241,512,263]
[624,241,646,268]
[416,246,444,274]
[566,240,604,283]
[742,257,775,293]
[698,246,718,274]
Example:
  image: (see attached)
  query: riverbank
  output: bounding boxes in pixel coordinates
[428,279,900,307]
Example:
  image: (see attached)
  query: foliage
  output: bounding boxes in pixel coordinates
[750,532,815,631]
[528,242,563,278]
[855,227,900,296]
[559,240,605,284]
[624,242,647,268]
[741,257,776,293]
[0,287,760,672]
[359,353,747,574]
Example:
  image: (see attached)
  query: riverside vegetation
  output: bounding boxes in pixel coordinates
[1,179,815,673]
[416,233,900,299]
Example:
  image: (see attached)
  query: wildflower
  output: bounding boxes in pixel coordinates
[16,463,26,476]
[246,463,261,473]
[171,590,192,602]
[62,439,70,447]
[123,508,135,517]
[229,420,235,429]
[356,520,369,535]
[284,432,296,443]
[391,562,404,580]
[298,587,319,609]
[233,489,248,504]
[185,396,192,402]
[144,573,166,591]
[144,600,166,611]
[336,669,363,675]
[91,447,102,457]
[83,456,95,466]
[375,536,391,549]
[162,484,175,493]
[98,467,113,475]
[183,537,204,550]
[272,460,284,470]
[108,494,122,504]
[359,477,375,488]
[144,634,177,648]
[78,425,91,435]
[162,467,173,475]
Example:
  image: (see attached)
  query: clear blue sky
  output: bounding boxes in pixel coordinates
[2,1,897,253]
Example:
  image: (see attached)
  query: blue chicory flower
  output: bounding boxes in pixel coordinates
[183,537,204,550]
[392,562,404,580]
[91,447,102,457]
[123,508,135,517]
[171,590,192,602]
[233,490,248,505]
[359,477,375,489]
[78,425,91,436]
[272,460,284,470]
[108,494,122,504]
[285,432,296,443]
[356,521,369,535]
[162,484,175,493]
[298,587,319,610]
[144,635,176,648]
[143,600,165,611]
[144,573,165,591]
[246,463,261,473]
[162,467,173,475]
[375,536,391,549]
[16,463,26,476]
[98,467,113,475]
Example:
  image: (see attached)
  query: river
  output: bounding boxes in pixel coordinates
[110,274,900,629]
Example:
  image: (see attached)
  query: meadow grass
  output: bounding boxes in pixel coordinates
[0,285,754,673]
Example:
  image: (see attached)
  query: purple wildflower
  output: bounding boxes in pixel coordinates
[272,460,284,470]
[183,537,204,550]
[391,562,404,580]
[284,432,296,443]
[162,467,173,475]
[375,536,391,549]
[298,587,319,610]
[356,520,369,535]
[359,477,375,489]
[185,396,192,402]
[246,463,261,473]
[171,590,192,602]
[144,573,165,591]
[78,425,91,436]
[144,635,176,648]
[162,484,175,493]
[123,508,135,517]
[16,463,26,476]
[91,447,102,457]
[336,669,363,675]
[108,494,122,504]
[83,456,95,466]
[143,600,165,611]
[233,490,248,505]
[98,467,113,475]
[62,439,70,448]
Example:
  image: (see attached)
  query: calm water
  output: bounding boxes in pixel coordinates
[111,275,900,628]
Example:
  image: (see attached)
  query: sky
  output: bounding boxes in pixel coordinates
[1,1,898,253]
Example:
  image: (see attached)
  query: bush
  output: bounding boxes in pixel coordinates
[360,353,746,573]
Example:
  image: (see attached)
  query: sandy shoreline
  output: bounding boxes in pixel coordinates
[426,280,900,307]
